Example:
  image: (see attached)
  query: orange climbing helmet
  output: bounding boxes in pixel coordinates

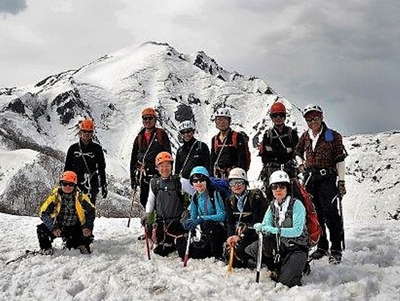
[60,171,78,184]
[79,119,94,131]
[155,151,173,166]
[142,107,157,117]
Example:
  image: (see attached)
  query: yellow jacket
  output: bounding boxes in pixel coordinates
[39,187,95,229]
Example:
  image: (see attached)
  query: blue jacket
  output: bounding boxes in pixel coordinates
[190,190,225,222]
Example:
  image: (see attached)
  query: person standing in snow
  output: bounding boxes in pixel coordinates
[245,170,308,287]
[175,120,210,196]
[295,104,347,264]
[140,152,186,257]
[224,168,268,268]
[179,166,226,259]
[210,107,251,179]
[258,101,299,189]
[64,118,107,205]
[37,171,95,255]
[130,108,172,209]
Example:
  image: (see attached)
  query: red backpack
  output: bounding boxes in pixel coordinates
[292,180,322,247]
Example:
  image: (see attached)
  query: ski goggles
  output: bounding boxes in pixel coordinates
[229,179,246,187]
[142,116,155,121]
[191,176,207,184]
[81,130,93,134]
[270,183,288,190]
[270,113,286,119]
[60,181,76,187]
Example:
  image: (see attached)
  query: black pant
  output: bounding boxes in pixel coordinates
[245,235,308,287]
[176,221,226,259]
[223,232,257,268]
[150,220,185,257]
[307,175,343,252]
[37,223,93,250]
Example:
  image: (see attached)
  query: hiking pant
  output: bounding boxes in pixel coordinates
[307,174,343,252]
[37,223,93,250]
[176,221,226,259]
[151,220,185,257]
[245,235,308,287]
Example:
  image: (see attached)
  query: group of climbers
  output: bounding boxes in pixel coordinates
[34,100,347,288]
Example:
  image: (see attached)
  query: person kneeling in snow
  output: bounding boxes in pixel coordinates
[245,170,308,287]
[177,166,226,259]
[37,171,95,255]
[141,152,186,257]
[224,168,268,268]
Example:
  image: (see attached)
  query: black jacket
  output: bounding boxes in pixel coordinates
[260,126,299,165]
[225,189,268,239]
[130,127,171,183]
[64,139,106,193]
[175,138,210,179]
[211,129,248,172]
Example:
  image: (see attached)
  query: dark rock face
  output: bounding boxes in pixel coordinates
[51,89,90,124]
[5,98,25,114]
[174,104,194,123]
[193,52,227,81]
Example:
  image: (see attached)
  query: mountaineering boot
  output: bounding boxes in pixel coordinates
[40,248,54,255]
[78,245,91,254]
[328,250,342,265]
[310,248,328,260]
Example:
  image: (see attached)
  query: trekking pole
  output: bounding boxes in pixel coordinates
[338,194,346,250]
[127,170,143,227]
[227,246,235,274]
[144,225,151,260]
[256,231,263,283]
[183,231,192,267]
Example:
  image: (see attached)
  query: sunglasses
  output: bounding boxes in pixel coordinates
[142,117,155,121]
[61,181,75,187]
[270,113,286,119]
[81,130,93,134]
[271,183,287,190]
[229,179,246,187]
[305,116,321,123]
[191,177,206,184]
[180,130,193,134]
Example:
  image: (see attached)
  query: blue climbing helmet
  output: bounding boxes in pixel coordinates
[190,166,210,179]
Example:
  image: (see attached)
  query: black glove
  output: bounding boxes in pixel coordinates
[338,180,346,197]
[101,184,108,198]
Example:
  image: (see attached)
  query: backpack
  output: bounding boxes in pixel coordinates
[291,179,322,247]
[213,130,251,171]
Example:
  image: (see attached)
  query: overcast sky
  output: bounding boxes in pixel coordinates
[1,0,399,135]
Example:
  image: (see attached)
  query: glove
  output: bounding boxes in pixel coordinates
[338,180,346,197]
[101,184,108,198]
[253,223,263,233]
[183,219,196,231]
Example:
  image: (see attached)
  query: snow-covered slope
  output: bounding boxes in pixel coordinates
[0,41,301,216]
[0,41,399,220]
[1,213,399,300]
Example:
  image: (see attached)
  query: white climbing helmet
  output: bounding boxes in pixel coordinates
[228,168,248,183]
[269,170,290,185]
[178,120,195,133]
[214,107,231,119]
[303,104,323,117]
